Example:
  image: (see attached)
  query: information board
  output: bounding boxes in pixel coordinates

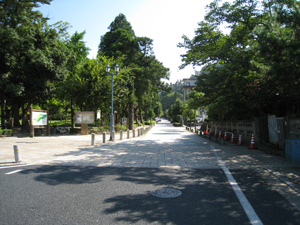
[75,111,95,124]
[32,111,48,126]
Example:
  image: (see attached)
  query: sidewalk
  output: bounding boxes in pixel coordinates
[0,128,146,166]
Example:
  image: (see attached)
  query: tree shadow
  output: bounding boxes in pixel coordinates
[20,166,250,224]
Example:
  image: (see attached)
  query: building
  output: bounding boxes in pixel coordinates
[182,75,197,101]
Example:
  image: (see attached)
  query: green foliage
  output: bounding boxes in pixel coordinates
[144,120,156,125]
[0,0,69,128]
[0,128,13,136]
[173,122,183,127]
[183,107,194,121]
[179,0,300,120]
[160,81,183,118]
[99,13,169,126]
[49,120,72,127]
[115,124,127,132]
[168,98,184,122]
[89,126,110,134]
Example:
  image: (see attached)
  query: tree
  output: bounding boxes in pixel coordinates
[169,98,184,123]
[63,31,90,128]
[178,0,267,120]
[98,13,139,65]
[99,14,169,128]
[160,81,183,118]
[0,0,69,129]
[179,0,300,120]
[0,0,53,128]
[186,91,205,130]
[252,0,300,116]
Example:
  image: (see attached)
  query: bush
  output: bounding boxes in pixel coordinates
[173,122,183,127]
[145,120,156,125]
[115,125,127,132]
[89,127,100,134]
[89,126,110,134]
[0,128,13,136]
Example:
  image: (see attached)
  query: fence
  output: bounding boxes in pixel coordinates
[198,116,300,149]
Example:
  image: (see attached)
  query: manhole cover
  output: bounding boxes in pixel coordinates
[151,187,182,198]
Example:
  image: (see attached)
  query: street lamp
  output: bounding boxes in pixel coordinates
[106,63,120,140]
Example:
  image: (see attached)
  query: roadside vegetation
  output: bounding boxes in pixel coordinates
[1,0,299,136]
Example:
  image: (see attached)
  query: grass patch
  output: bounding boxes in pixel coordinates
[49,120,72,127]
[145,120,156,125]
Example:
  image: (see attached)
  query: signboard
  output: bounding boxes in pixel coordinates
[75,111,95,124]
[32,111,48,126]
[30,107,50,137]
[97,110,101,119]
[122,118,127,124]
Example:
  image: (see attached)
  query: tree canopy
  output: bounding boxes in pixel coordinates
[179,0,300,120]
[98,13,169,128]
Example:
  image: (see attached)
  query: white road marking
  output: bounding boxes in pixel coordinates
[211,146,263,225]
[0,164,33,169]
[5,169,23,175]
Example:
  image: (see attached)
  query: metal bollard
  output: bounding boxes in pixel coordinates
[133,129,136,138]
[13,145,21,162]
[103,132,106,143]
[91,133,95,146]
[127,129,130,139]
[138,128,140,137]
[120,130,123,140]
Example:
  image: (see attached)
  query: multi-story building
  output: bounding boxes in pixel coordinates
[182,75,197,101]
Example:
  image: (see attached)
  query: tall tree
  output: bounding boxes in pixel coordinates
[0,0,68,129]
[99,14,169,128]
[63,31,90,128]
[178,0,266,120]
[253,0,300,116]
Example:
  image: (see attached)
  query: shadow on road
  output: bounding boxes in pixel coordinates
[20,166,250,224]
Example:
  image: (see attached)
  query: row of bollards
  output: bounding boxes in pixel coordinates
[90,127,150,146]
[12,126,153,163]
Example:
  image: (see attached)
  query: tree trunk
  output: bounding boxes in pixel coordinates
[21,103,31,131]
[1,98,5,128]
[128,103,134,130]
[134,107,139,125]
[13,104,21,128]
[138,103,144,125]
[194,109,197,132]
[128,83,135,130]
[71,97,75,128]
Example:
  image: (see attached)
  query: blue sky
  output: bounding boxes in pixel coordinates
[37,0,214,83]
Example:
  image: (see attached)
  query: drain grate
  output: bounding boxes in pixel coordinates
[151,187,182,198]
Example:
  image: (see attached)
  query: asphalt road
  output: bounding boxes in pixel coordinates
[1,120,300,225]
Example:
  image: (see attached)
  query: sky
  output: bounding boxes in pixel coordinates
[37,0,213,83]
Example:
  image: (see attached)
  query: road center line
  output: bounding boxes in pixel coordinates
[5,169,24,175]
[211,146,263,225]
